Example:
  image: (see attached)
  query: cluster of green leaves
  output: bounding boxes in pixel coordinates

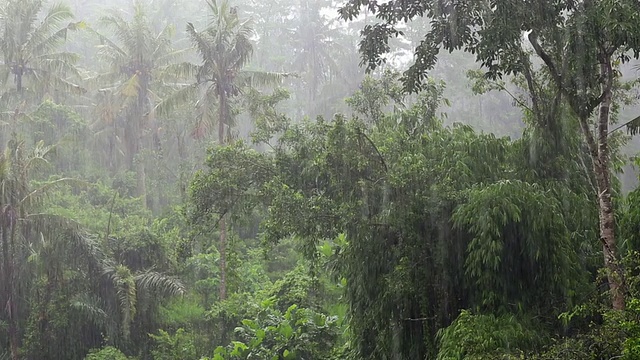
[453,180,582,311]
[437,310,545,360]
[209,301,339,360]
[85,346,134,360]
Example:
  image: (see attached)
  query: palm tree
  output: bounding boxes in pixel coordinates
[0,137,90,360]
[0,0,83,149]
[0,0,83,97]
[187,1,254,142]
[292,0,350,115]
[157,0,286,300]
[89,1,184,207]
[97,264,185,346]
[191,0,250,302]
[0,135,184,358]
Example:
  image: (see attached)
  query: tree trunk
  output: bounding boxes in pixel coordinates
[130,83,148,208]
[1,207,19,360]
[16,71,22,94]
[578,59,625,310]
[218,216,227,300]
[136,156,147,208]
[528,27,625,311]
[218,92,228,301]
[595,61,624,310]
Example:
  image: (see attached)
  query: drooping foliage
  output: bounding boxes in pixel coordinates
[0,0,640,359]
[339,0,640,310]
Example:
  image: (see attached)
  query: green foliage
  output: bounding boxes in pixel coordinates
[208,302,339,360]
[2,0,638,358]
[267,265,320,312]
[85,347,133,360]
[159,298,206,329]
[189,141,273,224]
[345,70,405,124]
[249,70,596,358]
[437,310,545,360]
[247,87,291,145]
[453,180,581,311]
[620,298,640,359]
[620,158,640,252]
[43,180,151,236]
[150,329,198,360]
[527,249,640,359]
[339,0,640,95]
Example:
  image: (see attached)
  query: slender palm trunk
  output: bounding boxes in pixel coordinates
[1,207,19,360]
[218,91,228,301]
[16,72,22,94]
[177,133,188,201]
[130,81,148,207]
[136,159,147,207]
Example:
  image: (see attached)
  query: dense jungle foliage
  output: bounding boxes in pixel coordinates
[1,0,640,359]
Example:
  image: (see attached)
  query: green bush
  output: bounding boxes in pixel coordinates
[437,310,545,360]
[84,346,132,360]
[149,328,198,360]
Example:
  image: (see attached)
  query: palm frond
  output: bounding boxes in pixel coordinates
[135,271,185,297]
[624,114,640,135]
[187,22,214,64]
[103,264,137,339]
[154,82,199,117]
[84,71,124,90]
[237,70,290,89]
[33,52,82,78]
[0,67,11,88]
[20,177,88,206]
[70,292,109,327]
[87,26,127,59]
[159,62,199,82]
[29,20,78,57]
[154,48,191,68]
[118,74,141,98]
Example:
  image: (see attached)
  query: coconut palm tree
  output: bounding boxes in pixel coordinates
[88,0,185,207]
[0,0,83,97]
[292,0,350,114]
[160,0,286,141]
[158,0,286,300]
[0,0,84,150]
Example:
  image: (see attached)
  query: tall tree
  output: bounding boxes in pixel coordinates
[162,0,284,300]
[292,0,348,115]
[190,0,251,301]
[0,0,83,148]
[0,138,88,360]
[339,0,640,310]
[90,0,183,207]
[0,0,82,95]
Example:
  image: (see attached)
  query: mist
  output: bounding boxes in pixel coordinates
[1,0,640,359]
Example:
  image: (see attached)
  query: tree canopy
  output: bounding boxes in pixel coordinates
[1,0,640,359]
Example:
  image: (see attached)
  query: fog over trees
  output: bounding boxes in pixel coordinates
[1,0,640,359]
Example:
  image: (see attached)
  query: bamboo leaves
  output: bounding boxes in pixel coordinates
[453,180,576,309]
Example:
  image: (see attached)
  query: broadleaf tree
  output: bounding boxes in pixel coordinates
[339,0,640,310]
